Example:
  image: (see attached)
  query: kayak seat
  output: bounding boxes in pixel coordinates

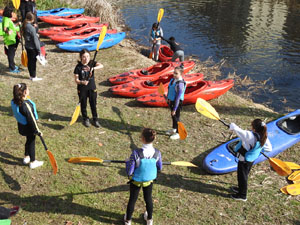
[74,32,80,35]
[141,70,149,75]
[145,81,154,86]
[277,115,300,135]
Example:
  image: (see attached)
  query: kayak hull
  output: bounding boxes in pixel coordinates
[159,45,176,62]
[203,109,300,174]
[37,8,85,18]
[39,14,100,26]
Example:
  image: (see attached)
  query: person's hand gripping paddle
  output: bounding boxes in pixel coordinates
[70,26,107,126]
[149,8,164,59]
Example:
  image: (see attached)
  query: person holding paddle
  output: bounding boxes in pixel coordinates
[124,128,162,225]
[149,23,163,61]
[166,66,186,140]
[74,49,103,128]
[229,119,272,201]
[11,83,44,169]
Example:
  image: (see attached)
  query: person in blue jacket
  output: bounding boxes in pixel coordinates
[11,83,43,169]
[124,128,162,225]
[229,119,272,201]
[149,23,163,61]
[166,66,186,140]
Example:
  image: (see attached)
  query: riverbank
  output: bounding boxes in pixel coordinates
[0,1,299,224]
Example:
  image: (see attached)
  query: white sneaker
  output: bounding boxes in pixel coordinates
[29,160,44,169]
[124,214,131,225]
[30,77,43,81]
[170,133,180,140]
[36,55,47,66]
[166,128,176,135]
[144,211,153,225]
[23,156,30,165]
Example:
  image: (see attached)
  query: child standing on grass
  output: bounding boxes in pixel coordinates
[11,83,44,169]
[166,66,186,140]
[124,128,162,225]
[229,119,272,201]
[74,49,103,128]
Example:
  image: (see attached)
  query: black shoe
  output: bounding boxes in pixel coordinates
[231,194,247,202]
[83,118,91,127]
[230,186,239,194]
[93,119,101,128]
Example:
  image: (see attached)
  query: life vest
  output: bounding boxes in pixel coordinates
[11,99,38,125]
[151,28,161,40]
[167,78,186,101]
[132,148,160,182]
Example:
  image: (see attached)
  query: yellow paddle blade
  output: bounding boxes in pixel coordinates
[158,82,164,95]
[288,170,300,181]
[171,161,197,167]
[178,122,187,140]
[195,98,220,120]
[12,0,20,9]
[47,150,58,175]
[280,186,289,195]
[269,158,292,176]
[69,104,80,126]
[284,161,300,170]
[157,8,164,23]
[286,183,300,195]
[21,50,28,67]
[68,157,103,164]
[96,26,107,51]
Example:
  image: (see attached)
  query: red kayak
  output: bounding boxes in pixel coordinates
[159,45,175,62]
[39,14,100,26]
[49,27,117,42]
[39,22,108,37]
[109,73,204,98]
[137,79,234,107]
[108,61,195,85]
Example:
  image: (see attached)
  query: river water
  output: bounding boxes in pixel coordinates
[118,0,300,112]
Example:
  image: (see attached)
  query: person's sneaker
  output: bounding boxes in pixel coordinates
[170,133,180,140]
[124,214,131,225]
[166,128,176,135]
[9,206,19,217]
[23,156,30,165]
[9,68,20,73]
[30,77,43,81]
[231,194,247,202]
[29,160,44,169]
[93,119,101,128]
[36,55,47,66]
[230,186,239,194]
[15,66,19,70]
[83,118,91,127]
[144,211,153,225]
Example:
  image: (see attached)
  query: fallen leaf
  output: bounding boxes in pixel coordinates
[98,142,103,147]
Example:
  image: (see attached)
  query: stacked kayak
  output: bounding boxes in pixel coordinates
[108,61,195,85]
[57,32,126,52]
[109,73,204,98]
[39,23,109,37]
[39,14,100,26]
[159,45,174,62]
[37,8,85,18]
[49,27,117,42]
[137,79,234,107]
[203,110,300,174]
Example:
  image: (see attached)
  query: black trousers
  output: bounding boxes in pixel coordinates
[237,160,254,198]
[25,135,36,162]
[26,48,38,78]
[7,40,19,70]
[169,101,182,132]
[78,89,98,120]
[126,182,153,220]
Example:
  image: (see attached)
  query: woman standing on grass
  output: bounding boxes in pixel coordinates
[11,83,43,169]
[124,128,162,225]
[229,119,272,201]
[74,49,103,127]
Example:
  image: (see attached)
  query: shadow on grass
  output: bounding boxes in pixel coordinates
[0,62,27,79]
[40,122,65,131]
[99,80,112,87]
[0,167,21,191]
[0,151,24,166]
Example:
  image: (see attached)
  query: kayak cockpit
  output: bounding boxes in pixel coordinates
[277,114,300,135]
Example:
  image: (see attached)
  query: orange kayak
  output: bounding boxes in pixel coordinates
[39,14,100,26]
[108,61,195,85]
[109,73,204,98]
[137,79,234,107]
[159,45,175,62]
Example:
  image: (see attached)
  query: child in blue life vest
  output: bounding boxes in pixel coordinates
[149,22,163,61]
[74,49,103,128]
[1,6,21,73]
[166,66,186,140]
[124,128,162,225]
[11,83,44,169]
[229,119,272,201]
[161,36,184,62]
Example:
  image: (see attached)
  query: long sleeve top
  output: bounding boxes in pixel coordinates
[161,36,183,52]
[24,22,40,52]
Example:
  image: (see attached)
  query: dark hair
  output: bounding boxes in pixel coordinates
[13,83,27,106]
[141,128,156,143]
[252,119,267,146]
[3,6,13,18]
[22,12,35,36]
[152,23,158,29]
[169,37,175,41]
[78,49,90,63]
[174,66,184,75]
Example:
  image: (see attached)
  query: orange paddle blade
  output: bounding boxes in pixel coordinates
[68,157,103,164]
[47,150,58,175]
[21,50,28,67]
[178,122,187,140]
[269,158,292,176]
[280,186,289,195]
[158,82,165,95]
[149,51,153,59]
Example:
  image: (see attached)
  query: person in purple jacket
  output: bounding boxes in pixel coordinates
[124,128,162,225]
[166,66,186,140]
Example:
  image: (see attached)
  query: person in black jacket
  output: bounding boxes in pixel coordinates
[11,83,43,169]
[161,36,184,62]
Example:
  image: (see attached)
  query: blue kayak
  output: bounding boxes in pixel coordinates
[37,8,84,18]
[57,32,126,52]
[203,109,300,174]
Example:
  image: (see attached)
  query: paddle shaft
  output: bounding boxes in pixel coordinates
[38,134,48,151]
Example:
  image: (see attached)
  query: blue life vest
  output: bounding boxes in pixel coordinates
[151,28,161,40]
[167,78,186,101]
[11,99,38,125]
[132,148,159,182]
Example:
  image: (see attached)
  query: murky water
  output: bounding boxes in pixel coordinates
[118,0,300,112]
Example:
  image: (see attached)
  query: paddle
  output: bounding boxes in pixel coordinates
[195,97,292,177]
[288,170,300,181]
[68,156,197,167]
[24,102,58,174]
[12,0,20,10]
[149,8,164,59]
[158,82,187,140]
[284,161,300,170]
[285,183,300,195]
[69,26,107,126]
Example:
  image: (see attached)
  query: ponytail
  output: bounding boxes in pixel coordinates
[141,128,156,143]
[22,12,35,36]
[252,119,267,146]
[13,83,27,106]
